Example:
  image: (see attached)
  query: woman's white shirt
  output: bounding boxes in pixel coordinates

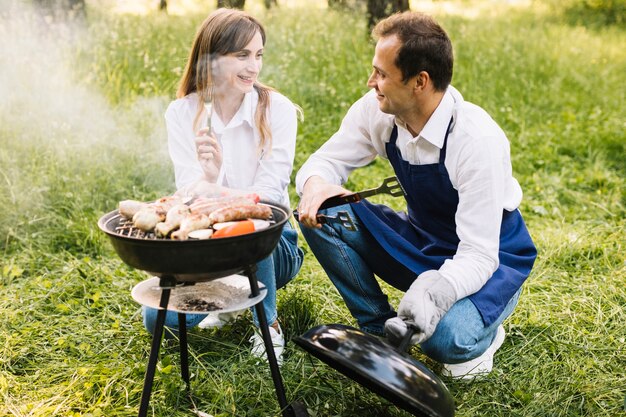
[165,89,297,208]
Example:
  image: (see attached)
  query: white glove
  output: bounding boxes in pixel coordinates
[384,270,457,346]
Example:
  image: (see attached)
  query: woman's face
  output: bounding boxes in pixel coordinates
[212,31,264,96]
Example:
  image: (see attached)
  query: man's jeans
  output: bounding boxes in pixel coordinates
[299,204,521,364]
[142,222,303,335]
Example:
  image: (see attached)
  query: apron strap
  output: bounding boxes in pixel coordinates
[438,117,454,164]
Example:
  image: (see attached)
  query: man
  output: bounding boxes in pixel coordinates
[296,11,536,379]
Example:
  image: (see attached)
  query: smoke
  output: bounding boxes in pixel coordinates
[0,3,169,154]
[0,2,172,246]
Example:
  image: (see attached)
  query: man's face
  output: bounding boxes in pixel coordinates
[367,35,414,116]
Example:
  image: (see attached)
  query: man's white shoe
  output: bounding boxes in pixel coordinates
[441,325,506,380]
[197,309,245,329]
[249,323,285,366]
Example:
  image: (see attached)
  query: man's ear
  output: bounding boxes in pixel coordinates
[414,71,430,92]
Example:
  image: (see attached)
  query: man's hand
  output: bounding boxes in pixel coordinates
[384,270,457,345]
[297,176,351,228]
[195,127,222,182]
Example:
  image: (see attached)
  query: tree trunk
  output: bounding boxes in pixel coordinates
[366,0,409,29]
[328,0,345,9]
[159,0,167,12]
[264,0,277,8]
[328,0,364,11]
[217,0,246,9]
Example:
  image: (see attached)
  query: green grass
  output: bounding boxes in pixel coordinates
[1,1,625,416]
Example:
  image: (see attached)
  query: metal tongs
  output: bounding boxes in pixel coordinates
[292,210,357,231]
[318,176,406,210]
[293,176,405,232]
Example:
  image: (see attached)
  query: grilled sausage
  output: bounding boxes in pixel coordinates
[119,200,148,219]
[189,196,257,216]
[208,204,272,224]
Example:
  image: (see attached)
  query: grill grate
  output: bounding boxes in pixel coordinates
[110,210,277,240]
[114,218,161,240]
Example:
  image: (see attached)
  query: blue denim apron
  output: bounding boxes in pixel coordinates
[351,122,537,326]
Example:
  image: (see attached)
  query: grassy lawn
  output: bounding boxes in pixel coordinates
[0,1,624,416]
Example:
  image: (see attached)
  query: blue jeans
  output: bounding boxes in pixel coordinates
[142,222,304,334]
[299,204,522,363]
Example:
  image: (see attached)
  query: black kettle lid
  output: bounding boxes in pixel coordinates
[294,324,455,417]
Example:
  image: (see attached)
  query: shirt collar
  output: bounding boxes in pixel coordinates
[213,90,256,131]
[418,89,455,149]
[236,90,256,128]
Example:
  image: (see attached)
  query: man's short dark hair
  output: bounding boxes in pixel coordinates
[373,12,453,91]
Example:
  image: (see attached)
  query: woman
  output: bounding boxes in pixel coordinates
[142,8,304,365]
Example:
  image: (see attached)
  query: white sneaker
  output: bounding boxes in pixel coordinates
[441,325,506,380]
[249,324,285,366]
[197,309,245,329]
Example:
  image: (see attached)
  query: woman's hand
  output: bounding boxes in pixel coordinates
[174,179,225,198]
[297,176,350,229]
[195,127,222,182]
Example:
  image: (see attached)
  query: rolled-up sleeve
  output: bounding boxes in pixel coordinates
[296,94,382,194]
[439,132,506,299]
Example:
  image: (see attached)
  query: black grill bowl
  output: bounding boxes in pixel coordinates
[97,201,289,281]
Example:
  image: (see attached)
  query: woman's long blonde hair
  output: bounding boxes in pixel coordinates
[178,8,274,149]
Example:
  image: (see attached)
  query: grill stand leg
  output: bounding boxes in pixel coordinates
[178,313,191,395]
[245,266,307,417]
[138,280,172,417]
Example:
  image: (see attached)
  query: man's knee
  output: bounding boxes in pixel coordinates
[419,299,488,364]
[420,319,484,363]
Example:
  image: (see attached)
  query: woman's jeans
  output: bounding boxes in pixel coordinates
[142,222,303,334]
[299,204,522,364]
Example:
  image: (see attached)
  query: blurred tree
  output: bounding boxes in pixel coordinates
[33,0,85,20]
[217,0,246,8]
[159,0,167,12]
[328,0,362,9]
[264,0,278,8]
[367,0,409,29]
[327,0,409,29]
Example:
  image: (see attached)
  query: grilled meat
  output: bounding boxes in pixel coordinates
[119,200,148,219]
[130,196,186,232]
[171,213,211,240]
[208,204,272,224]
[189,196,257,216]
[155,204,191,237]
[118,193,267,238]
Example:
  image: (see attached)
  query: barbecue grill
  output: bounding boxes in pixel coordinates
[98,201,308,417]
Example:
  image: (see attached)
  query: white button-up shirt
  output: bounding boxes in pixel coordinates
[166,90,298,208]
[296,86,524,299]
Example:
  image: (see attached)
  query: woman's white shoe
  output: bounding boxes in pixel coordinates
[441,325,506,380]
[197,309,245,329]
[249,323,285,366]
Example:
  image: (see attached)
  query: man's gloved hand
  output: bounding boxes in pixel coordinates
[384,270,458,346]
